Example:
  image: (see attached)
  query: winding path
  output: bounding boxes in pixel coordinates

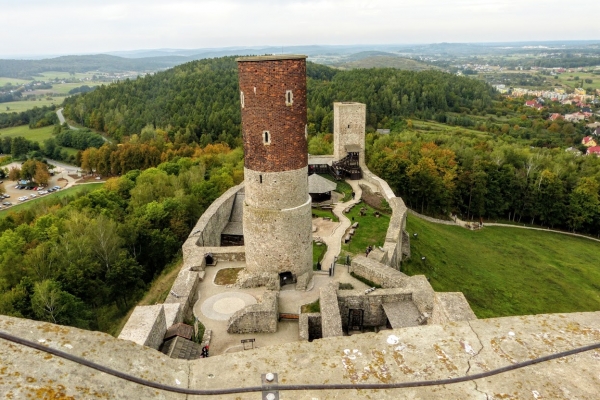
[318,179,373,270]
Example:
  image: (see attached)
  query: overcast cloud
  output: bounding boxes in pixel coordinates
[1,0,598,57]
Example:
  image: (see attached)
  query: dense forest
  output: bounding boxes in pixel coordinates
[63,57,495,143]
[368,126,600,235]
[0,105,58,129]
[0,143,242,332]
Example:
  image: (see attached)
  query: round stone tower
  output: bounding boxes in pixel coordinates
[236,55,313,289]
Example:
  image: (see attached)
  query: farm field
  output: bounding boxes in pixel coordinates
[0,124,55,141]
[0,125,79,156]
[402,215,600,319]
[556,72,600,91]
[0,77,31,86]
[2,97,62,113]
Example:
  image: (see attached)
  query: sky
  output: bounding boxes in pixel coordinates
[1,0,599,57]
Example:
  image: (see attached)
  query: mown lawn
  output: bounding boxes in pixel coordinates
[403,216,600,319]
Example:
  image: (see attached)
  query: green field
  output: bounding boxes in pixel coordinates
[1,97,62,113]
[0,124,55,141]
[402,216,600,319]
[0,183,105,218]
[342,203,390,255]
[556,72,600,91]
[0,77,31,86]
[0,125,79,156]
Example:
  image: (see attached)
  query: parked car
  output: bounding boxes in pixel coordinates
[30,194,36,198]
[2,201,12,206]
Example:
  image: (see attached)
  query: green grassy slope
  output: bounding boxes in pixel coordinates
[403,216,600,318]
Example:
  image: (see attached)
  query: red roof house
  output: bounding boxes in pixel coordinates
[586,146,600,156]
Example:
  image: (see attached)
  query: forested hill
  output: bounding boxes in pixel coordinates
[63,56,495,143]
[0,54,189,79]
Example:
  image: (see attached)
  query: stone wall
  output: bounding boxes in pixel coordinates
[401,275,436,317]
[361,166,409,269]
[337,289,414,329]
[319,283,343,338]
[227,291,279,334]
[350,255,407,288]
[163,262,203,320]
[430,292,477,325]
[182,183,244,269]
[299,313,322,341]
[118,305,166,350]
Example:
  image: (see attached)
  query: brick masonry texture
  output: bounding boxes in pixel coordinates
[238,56,308,172]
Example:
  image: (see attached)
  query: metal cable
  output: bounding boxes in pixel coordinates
[1,330,599,395]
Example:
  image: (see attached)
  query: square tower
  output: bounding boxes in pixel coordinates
[333,102,366,166]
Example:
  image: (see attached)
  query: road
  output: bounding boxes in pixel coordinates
[56,108,109,142]
[56,108,78,130]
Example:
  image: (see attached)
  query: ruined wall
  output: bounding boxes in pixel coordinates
[163,266,202,321]
[227,291,279,334]
[298,313,322,342]
[430,292,477,325]
[118,305,167,350]
[350,255,408,288]
[319,283,344,338]
[182,183,244,270]
[361,166,409,270]
[337,289,414,329]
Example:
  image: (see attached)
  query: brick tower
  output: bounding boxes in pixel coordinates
[236,55,313,290]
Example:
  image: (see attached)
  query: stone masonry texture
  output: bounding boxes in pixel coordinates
[238,55,312,283]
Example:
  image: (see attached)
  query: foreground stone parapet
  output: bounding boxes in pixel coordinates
[1,312,599,399]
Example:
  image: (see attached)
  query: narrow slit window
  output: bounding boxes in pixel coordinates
[240,91,245,108]
[263,130,271,145]
[259,175,262,184]
[285,90,293,106]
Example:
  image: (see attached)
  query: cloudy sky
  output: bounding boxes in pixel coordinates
[1,0,598,57]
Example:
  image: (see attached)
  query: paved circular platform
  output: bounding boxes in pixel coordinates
[200,292,257,321]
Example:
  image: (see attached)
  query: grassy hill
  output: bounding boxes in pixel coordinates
[403,216,600,319]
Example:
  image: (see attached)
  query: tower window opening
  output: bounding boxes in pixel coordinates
[285,90,293,106]
[240,91,245,108]
[348,124,350,128]
[259,175,262,184]
[263,130,271,145]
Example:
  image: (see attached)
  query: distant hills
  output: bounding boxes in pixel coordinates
[331,52,439,71]
[2,40,599,79]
